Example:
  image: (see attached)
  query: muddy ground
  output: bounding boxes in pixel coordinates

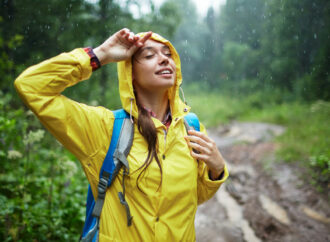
[195,122,330,242]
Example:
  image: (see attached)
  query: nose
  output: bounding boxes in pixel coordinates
[159,54,169,65]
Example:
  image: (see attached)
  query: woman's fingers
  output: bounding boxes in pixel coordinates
[185,135,210,149]
[185,130,216,158]
[188,130,212,142]
[187,140,210,155]
[134,31,152,47]
[128,32,135,41]
[190,150,209,161]
[94,28,153,64]
[119,28,129,35]
[140,31,153,43]
[118,29,152,47]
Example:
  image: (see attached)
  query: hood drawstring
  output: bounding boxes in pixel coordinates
[130,98,134,123]
[180,86,187,105]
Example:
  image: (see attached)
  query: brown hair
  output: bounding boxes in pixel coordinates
[135,100,162,193]
[136,99,163,193]
[132,54,163,193]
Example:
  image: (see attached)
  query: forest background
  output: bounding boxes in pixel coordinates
[1,0,329,240]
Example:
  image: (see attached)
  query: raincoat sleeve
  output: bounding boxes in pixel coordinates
[197,123,229,205]
[14,48,114,179]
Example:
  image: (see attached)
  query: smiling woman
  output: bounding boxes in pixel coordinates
[132,40,176,98]
[14,28,228,242]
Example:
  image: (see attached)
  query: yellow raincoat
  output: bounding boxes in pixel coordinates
[15,33,228,241]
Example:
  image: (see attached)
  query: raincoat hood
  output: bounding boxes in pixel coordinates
[117,32,190,120]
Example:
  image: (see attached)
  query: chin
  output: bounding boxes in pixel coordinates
[162,81,175,90]
[151,79,174,89]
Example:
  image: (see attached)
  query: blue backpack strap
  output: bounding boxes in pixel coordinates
[81,109,130,241]
[81,185,97,238]
[184,112,200,132]
[100,109,130,186]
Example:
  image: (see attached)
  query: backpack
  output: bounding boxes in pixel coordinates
[80,109,200,242]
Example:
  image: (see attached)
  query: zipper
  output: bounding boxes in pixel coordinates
[162,128,167,159]
[163,128,167,152]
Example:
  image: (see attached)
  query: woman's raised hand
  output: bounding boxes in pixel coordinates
[185,130,226,180]
[93,28,152,66]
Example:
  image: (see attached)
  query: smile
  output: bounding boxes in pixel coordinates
[155,68,173,75]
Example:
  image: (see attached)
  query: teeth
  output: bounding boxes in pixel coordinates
[160,70,171,74]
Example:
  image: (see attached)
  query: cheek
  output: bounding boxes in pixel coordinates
[170,61,177,73]
[132,65,154,87]
[133,64,146,81]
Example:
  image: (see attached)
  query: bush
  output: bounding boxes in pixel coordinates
[0,93,88,241]
[309,154,330,190]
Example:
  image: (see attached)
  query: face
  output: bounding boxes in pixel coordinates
[132,39,176,93]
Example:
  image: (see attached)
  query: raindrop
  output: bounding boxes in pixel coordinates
[314,33,317,39]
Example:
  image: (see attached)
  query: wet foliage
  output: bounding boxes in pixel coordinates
[0,91,88,241]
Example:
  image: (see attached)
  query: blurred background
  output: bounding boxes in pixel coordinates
[0,0,329,241]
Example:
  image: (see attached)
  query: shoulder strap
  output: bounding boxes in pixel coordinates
[184,112,200,132]
[92,109,134,222]
[101,109,130,186]
[81,109,134,241]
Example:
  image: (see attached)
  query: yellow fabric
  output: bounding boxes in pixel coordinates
[14,34,228,241]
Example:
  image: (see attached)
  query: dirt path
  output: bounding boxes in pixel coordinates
[195,122,330,242]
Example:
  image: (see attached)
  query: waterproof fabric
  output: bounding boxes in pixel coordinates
[15,33,229,241]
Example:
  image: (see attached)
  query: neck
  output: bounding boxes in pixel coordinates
[135,88,169,121]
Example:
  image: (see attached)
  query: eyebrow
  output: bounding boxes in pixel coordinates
[139,45,170,54]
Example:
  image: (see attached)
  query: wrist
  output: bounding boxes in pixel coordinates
[209,165,225,180]
[93,46,107,66]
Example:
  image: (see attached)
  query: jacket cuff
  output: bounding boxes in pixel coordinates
[202,164,229,187]
[69,48,93,81]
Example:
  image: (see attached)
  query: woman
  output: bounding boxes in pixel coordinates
[15,28,228,241]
